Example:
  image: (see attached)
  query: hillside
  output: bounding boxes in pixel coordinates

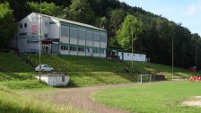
[1,0,201,68]
[0,52,197,88]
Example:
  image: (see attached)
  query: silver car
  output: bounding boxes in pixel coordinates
[35,64,54,72]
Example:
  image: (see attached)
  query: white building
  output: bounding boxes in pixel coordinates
[35,74,70,86]
[118,52,146,62]
[10,12,107,58]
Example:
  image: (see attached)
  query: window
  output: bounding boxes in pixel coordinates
[44,34,48,38]
[20,23,23,28]
[93,48,100,53]
[19,32,27,36]
[70,27,77,39]
[24,23,27,28]
[94,32,100,41]
[100,49,105,54]
[62,76,65,82]
[78,28,85,39]
[86,30,93,40]
[45,22,48,26]
[61,45,64,50]
[61,45,68,50]
[70,46,77,51]
[61,25,69,37]
[78,47,84,52]
[100,33,107,42]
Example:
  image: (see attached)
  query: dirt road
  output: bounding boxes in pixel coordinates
[21,81,172,113]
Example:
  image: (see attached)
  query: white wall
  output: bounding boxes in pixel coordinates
[118,52,146,62]
[35,75,70,86]
[49,19,59,38]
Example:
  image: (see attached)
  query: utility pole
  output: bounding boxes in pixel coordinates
[39,0,42,81]
[172,36,174,80]
[195,45,197,68]
[132,30,134,78]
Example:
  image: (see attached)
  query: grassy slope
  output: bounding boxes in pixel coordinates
[0,53,33,72]
[27,54,198,87]
[93,81,201,113]
[0,52,199,113]
[0,53,198,88]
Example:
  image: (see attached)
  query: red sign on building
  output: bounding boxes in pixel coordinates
[31,24,38,34]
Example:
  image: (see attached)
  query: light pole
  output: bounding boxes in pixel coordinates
[132,30,134,78]
[172,36,174,80]
[39,0,42,81]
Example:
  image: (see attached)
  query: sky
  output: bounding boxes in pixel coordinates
[119,0,201,36]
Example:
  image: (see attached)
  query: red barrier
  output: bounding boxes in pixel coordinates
[189,76,201,82]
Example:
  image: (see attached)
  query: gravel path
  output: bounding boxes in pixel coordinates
[20,81,173,113]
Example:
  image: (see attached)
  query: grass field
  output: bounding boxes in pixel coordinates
[0,86,81,113]
[93,81,201,113]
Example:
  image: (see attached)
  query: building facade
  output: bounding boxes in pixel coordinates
[118,52,147,62]
[10,12,107,58]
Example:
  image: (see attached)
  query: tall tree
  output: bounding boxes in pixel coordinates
[109,9,126,38]
[27,2,64,17]
[116,15,142,50]
[0,2,17,50]
[65,0,95,24]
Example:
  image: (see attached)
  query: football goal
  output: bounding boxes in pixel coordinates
[137,74,152,83]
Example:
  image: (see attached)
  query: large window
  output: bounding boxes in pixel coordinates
[94,32,100,41]
[78,28,85,39]
[61,25,69,37]
[86,30,93,40]
[100,33,107,42]
[70,27,77,39]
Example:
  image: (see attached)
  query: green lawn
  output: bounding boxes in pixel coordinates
[93,81,201,113]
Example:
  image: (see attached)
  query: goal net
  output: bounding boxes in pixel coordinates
[137,74,152,83]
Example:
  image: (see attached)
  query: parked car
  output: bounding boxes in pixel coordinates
[35,64,54,72]
[21,49,39,54]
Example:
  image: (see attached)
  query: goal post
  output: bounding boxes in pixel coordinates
[137,74,152,83]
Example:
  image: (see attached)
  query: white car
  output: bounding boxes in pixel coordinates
[35,64,54,72]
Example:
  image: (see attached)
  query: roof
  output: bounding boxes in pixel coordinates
[32,12,105,31]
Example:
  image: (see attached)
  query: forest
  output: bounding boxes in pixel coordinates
[0,0,201,69]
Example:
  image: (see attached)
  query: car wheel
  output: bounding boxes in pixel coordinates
[50,69,53,73]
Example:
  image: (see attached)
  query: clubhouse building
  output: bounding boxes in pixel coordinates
[10,12,107,58]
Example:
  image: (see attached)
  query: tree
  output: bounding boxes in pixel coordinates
[65,0,95,24]
[94,16,109,29]
[109,9,126,38]
[116,15,142,50]
[0,2,17,50]
[27,2,64,17]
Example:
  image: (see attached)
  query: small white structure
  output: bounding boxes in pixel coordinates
[118,52,146,62]
[36,74,70,86]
